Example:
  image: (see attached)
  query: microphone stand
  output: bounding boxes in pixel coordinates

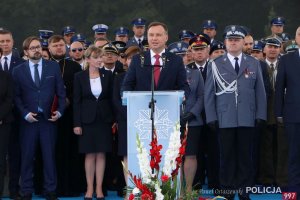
[140,52,156,175]
[147,53,166,175]
[149,61,156,175]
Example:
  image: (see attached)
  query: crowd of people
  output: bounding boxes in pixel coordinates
[0,16,300,200]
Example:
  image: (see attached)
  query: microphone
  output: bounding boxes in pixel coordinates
[161,53,166,68]
[139,52,167,68]
[140,52,145,67]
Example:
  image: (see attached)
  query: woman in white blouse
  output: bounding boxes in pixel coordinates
[73,46,114,200]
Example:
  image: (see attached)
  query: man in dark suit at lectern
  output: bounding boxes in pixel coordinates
[121,21,189,97]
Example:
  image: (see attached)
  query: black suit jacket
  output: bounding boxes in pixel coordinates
[73,69,114,127]
[113,72,127,122]
[275,51,300,123]
[259,60,271,98]
[53,58,82,102]
[0,55,24,75]
[9,56,24,74]
[0,71,14,123]
[101,61,125,77]
[121,50,190,97]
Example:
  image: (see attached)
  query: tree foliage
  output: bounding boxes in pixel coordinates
[0,0,299,49]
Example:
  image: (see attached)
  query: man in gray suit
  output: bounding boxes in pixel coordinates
[205,25,267,200]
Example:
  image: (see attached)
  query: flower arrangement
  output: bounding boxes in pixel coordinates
[125,123,199,200]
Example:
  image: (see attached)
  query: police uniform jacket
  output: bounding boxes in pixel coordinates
[183,68,205,126]
[205,53,267,128]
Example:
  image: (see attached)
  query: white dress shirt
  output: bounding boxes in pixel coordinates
[1,53,12,71]
[227,53,242,70]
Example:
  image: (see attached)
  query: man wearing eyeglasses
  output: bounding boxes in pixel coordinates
[12,36,66,200]
[69,41,85,70]
[48,35,84,197]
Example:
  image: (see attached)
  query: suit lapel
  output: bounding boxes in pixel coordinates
[9,56,17,73]
[191,63,197,70]
[294,50,300,62]
[221,54,237,76]
[40,59,48,85]
[83,70,97,100]
[157,51,169,88]
[23,61,37,87]
[143,51,152,88]
[98,69,107,100]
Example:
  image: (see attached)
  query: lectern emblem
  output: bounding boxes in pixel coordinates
[134,107,174,140]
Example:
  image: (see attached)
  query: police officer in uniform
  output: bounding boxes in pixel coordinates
[61,26,76,57]
[92,24,109,40]
[205,25,267,200]
[250,40,265,61]
[114,27,130,43]
[178,30,195,44]
[126,18,147,49]
[187,34,220,190]
[202,20,218,43]
[258,37,288,188]
[265,16,286,38]
[209,40,226,60]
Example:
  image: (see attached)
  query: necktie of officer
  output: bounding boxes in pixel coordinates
[34,63,40,88]
[270,63,275,90]
[154,54,161,87]
[3,57,9,72]
[234,57,239,74]
[138,38,142,48]
[200,66,204,73]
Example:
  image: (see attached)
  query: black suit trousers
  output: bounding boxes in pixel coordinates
[0,123,11,196]
[285,123,300,199]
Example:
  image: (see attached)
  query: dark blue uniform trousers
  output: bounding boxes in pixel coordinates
[219,127,254,199]
[19,118,57,195]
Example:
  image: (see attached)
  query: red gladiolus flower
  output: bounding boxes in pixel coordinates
[161,175,169,182]
[141,193,152,200]
[128,193,135,200]
[149,129,162,172]
[171,127,187,178]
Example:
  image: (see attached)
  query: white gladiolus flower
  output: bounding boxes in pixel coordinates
[155,182,164,200]
[136,135,151,180]
[132,187,140,195]
[162,125,181,177]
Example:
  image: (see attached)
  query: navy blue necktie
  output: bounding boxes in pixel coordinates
[3,57,9,72]
[138,38,142,48]
[234,57,239,74]
[34,64,40,87]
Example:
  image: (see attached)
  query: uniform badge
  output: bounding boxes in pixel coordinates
[244,68,255,78]
[244,68,250,78]
[177,42,182,49]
